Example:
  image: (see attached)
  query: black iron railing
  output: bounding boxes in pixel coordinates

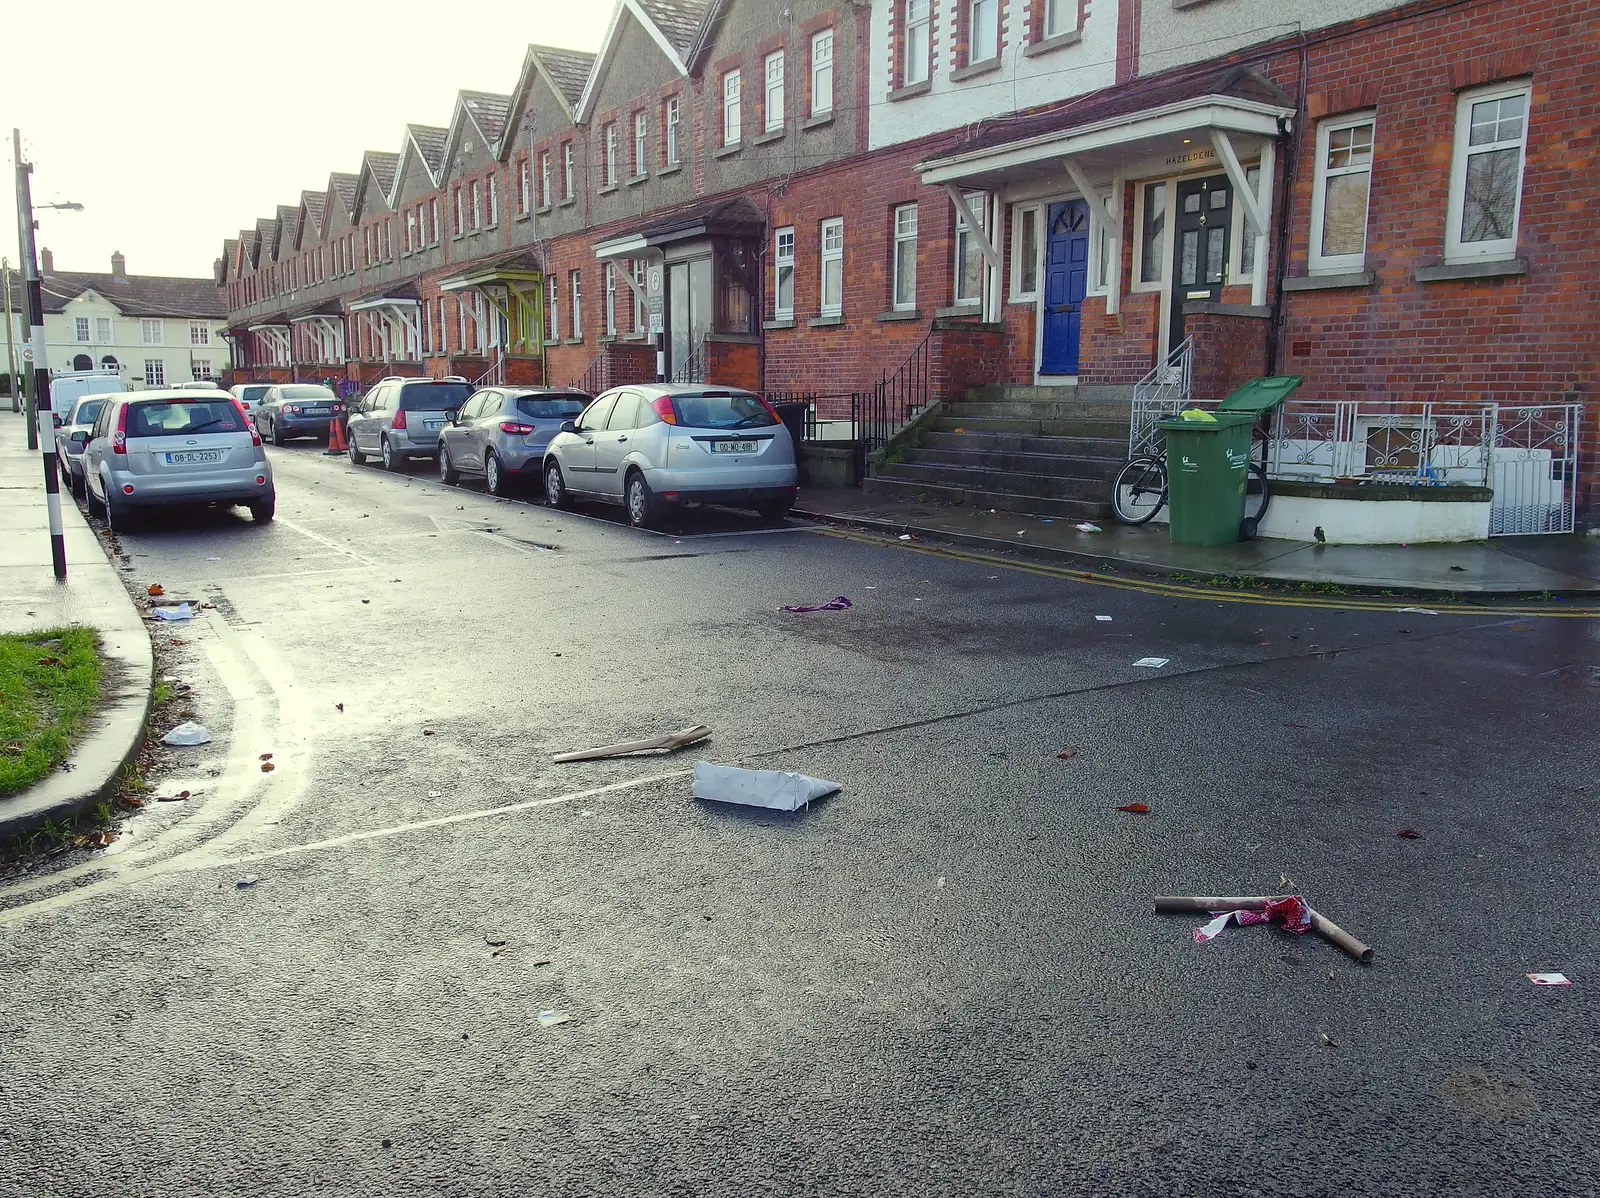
[851,328,933,466]
[671,335,708,384]
[570,354,606,395]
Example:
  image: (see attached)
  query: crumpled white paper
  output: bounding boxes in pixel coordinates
[692,763,841,812]
[161,721,212,746]
[152,604,194,622]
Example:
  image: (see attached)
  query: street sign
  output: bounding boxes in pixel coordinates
[646,264,664,335]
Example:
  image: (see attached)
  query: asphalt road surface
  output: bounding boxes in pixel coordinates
[2,444,1596,1196]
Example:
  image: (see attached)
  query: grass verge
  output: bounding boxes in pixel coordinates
[0,627,103,796]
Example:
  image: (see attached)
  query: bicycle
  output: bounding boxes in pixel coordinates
[1112,418,1273,534]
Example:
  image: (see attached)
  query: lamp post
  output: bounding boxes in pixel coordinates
[13,129,83,580]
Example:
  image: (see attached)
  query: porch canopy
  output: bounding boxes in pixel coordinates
[348,281,421,362]
[592,195,765,312]
[917,67,1296,309]
[437,250,543,354]
[287,298,346,364]
[245,318,291,367]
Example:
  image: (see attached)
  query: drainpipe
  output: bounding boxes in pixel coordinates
[1265,34,1308,377]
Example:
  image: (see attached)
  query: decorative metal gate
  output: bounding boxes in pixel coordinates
[1488,404,1581,536]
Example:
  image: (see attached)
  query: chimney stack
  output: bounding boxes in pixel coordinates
[111,251,126,279]
[40,247,54,275]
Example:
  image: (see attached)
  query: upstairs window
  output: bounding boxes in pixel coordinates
[517,159,530,215]
[903,0,931,86]
[665,97,681,164]
[1446,82,1530,262]
[723,70,742,146]
[562,142,575,199]
[634,112,648,176]
[141,318,163,346]
[487,175,499,225]
[74,317,90,343]
[811,29,834,115]
[764,52,785,131]
[1041,0,1071,39]
[604,123,618,186]
[469,180,482,230]
[1310,114,1375,274]
[190,322,210,346]
[968,0,998,64]
[539,152,552,207]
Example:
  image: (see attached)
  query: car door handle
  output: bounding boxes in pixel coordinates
[583,438,594,445]
[616,436,628,443]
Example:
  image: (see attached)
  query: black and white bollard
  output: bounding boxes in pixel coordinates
[36,398,66,580]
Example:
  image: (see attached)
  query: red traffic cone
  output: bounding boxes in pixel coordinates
[325,417,348,455]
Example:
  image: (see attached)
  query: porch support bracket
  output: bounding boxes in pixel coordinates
[1209,131,1275,307]
[943,185,1003,275]
[1061,157,1123,316]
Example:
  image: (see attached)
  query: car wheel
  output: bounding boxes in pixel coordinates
[544,459,572,509]
[69,467,85,499]
[381,437,402,472]
[271,419,286,447]
[348,434,366,466]
[106,491,136,533]
[249,494,276,523]
[625,470,659,529]
[485,451,509,497]
[438,443,460,485]
[84,478,106,518]
[756,498,794,522]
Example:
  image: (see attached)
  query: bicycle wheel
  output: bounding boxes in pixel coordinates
[1244,461,1270,523]
[1112,456,1168,525]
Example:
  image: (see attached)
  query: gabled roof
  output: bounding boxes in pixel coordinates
[504,45,597,155]
[299,190,326,242]
[406,124,449,182]
[360,151,400,211]
[31,270,227,319]
[328,172,359,221]
[235,231,257,276]
[219,239,238,284]
[273,205,301,260]
[442,90,515,175]
[253,218,276,265]
[577,0,711,121]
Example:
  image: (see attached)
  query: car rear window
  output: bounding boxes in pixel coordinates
[238,386,270,402]
[127,401,244,438]
[281,386,334,400]
[669,392,777,431]
[74,400,106,425]
[515,394,588,420]
[399,383,473,412]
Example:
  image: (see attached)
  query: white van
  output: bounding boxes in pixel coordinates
[49,371,125,427]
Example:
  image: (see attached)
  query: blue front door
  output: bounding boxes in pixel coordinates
[1040,200,1089,376]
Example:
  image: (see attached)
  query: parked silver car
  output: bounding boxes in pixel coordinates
[55,394,111,497]
[346,377,474,471]
[542,384,798,528]
[230,382,271,418]
[438,387,589,496]
[81,389,274,528]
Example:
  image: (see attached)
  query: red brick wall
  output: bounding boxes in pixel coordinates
[1079,292,1161,386]
[706,339,761,390]
[1187,311,1270,403]
[929,322,1006,403]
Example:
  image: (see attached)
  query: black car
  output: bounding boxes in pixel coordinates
[254,384,344,445]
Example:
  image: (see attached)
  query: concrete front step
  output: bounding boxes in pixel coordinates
[966,383,1136,404]
[920,430,1128,457]
[864,475,1112,521]
[911,446,1125,478]
[878,461,1113,501]
[943,400,1131,421]
[932,415,1129,440]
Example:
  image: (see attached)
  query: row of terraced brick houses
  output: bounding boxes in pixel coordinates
[219,0,1599,535]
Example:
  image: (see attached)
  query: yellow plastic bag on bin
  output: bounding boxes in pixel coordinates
[1179,408,1217,423]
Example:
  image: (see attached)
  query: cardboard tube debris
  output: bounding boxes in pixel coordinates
[553,724,711,763]
[1154,895,1374,964]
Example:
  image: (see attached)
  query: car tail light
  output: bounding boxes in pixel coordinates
[499,422,536,435]
[231,398,261,446]
[391,408,408,431]
[650,396,678,425]
[333,403,345,413]
[111,404,127,455]
[757,395,782,422]
[285,403,301,415]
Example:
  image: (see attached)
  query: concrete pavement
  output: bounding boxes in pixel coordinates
[797,487,1600,595]
[0,410,152,838]
[0,442,1595,1196]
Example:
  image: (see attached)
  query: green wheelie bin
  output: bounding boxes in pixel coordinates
[1157,412,1256,546]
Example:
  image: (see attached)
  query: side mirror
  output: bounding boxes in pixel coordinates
[446,410,459,425]
[69,430,90,445]
[560,420,578,434]
[52,414,64,428]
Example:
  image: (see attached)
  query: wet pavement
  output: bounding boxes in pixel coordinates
[1,442,1596,1196]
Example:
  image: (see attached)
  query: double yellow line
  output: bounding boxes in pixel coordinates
[813,527,1600,618]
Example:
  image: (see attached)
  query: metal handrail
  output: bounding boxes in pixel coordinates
[569,354,606,394]
[670,334,708,384]
[1128,336,1193,457]
[850,328,934,464]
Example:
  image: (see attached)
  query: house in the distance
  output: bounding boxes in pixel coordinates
[4,249,230,390]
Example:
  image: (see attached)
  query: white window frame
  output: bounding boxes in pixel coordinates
[1228,164,1265,285]
[1042,0,1071,38]
[819,218,844,318]
[764,52,785,132]
[93,316,113,343]
[190,321,210,346]
[547,277,560,342]
[904,0,931,86]
[774,226,795,321]
[469,180,482,231]
[191,359,213,381]
[1445,81,1530,263]
[570,270,583,339]
[604,123,618,186]
[723,70,742,146]
[892,203,918,311]
[430,198,440,244]
[562,143,575,199]
[518,158,531,214]
[539,152,552,207]
[811,29,834,116]
[633,111,648,177]
[1009,202,1041,301]
[438,298,448,352]
[143,358,165,387]
[968,0,998,65]
[604,263,617,336]
[665,98,681,165]
[1307,113,1375,275]
[952,190,990,306]
[1132,180,1171,292]
[453,187,464,236]
[487,175,499,226]
[74,316,90,344]
[140,318,164,346]
[405,209,417,253]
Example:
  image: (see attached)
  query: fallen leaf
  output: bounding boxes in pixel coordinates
[36,657,60,667]
[1397,828,1423,839]
[1509,624,1534,631]
[1449,565,1465,572]
[260,762,276,772]
[361,599,371,604]
[1279,874,1295,889]
[147,584,165,596]
[1114,803,1150,814]
[422,729,435,737]
[1055,748,1078,760]
[335,702,345,712]
[1319,1032,1339,1048]
[259,753,273,761]
[156,790,191,803]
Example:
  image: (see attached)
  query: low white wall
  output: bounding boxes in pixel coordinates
[1257,494,1490,544]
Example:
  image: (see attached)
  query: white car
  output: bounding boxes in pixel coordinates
[229,382,272,417]
[542,384,798,528]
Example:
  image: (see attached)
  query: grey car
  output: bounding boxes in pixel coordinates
[346,377,474,472]
[255,383,343,445]
[55,394,112,497]
[81,389,274,528]
[543,384,799,528]
[437,387,589,496]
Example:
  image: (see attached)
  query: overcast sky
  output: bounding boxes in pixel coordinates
[0,1,614,280]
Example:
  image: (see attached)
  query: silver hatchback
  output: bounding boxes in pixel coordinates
[542,385,798,528]
[81,390,274,528]
[346,377,475,471]
[437,388,589,496]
